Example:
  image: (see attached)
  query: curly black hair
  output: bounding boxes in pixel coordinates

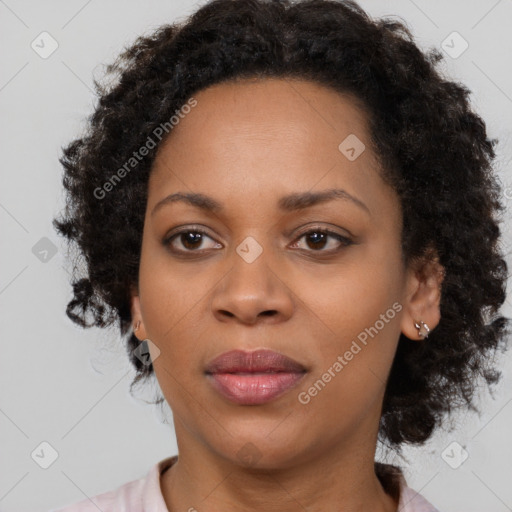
[53,0,510,448]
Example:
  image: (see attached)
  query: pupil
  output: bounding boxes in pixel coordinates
[183,232,202,249]
[308,232,326,249]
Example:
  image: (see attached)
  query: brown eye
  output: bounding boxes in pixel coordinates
[291,228,353,253]
[164,228,221,253]
[304,231,329,250]
[177,232,204,250]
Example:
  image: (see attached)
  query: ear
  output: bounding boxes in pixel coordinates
[130,285,148,341]
[400,248,445,341]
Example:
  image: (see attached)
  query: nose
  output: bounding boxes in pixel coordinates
[210,249,294,325]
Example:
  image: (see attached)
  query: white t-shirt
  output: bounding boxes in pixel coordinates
[50,455,440,512]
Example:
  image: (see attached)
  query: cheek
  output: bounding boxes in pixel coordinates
[139,264,205,413]
[294,261,403,413]
[298,256,402,345]
[139,239,207,333]
[137,246,211,381]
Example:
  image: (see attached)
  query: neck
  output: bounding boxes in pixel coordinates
[161,421,398,512]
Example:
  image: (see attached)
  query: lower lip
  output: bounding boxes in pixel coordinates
[206,372,306,405]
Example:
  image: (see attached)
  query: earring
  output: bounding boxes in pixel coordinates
[414,320,430,339]
[134,320,141,333]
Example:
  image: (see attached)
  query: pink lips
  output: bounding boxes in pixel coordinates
[205,349,306,405]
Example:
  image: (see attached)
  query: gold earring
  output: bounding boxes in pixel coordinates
[134,320,141,333]
[414,320,430,339]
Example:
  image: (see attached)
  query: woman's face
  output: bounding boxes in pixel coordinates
[132,77,427,468]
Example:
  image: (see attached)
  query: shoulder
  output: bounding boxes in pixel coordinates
[375,462,441,512]
[398,484,442,512]
[50,477,145,511]
[49,456,178,512]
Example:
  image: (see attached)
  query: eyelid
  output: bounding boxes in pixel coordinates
[288,226,353,252]
[163,224,218,245]
[286,220,355,241]
[291,223,353,239]
[163,223,354,255]
[163,223,351,242]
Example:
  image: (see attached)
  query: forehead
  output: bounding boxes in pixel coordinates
[148,77,392,222]
[152,78,376,169]
[164,77,371,150]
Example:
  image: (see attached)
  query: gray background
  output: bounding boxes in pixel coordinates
[1,1,511,511]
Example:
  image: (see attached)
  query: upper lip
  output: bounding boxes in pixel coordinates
[205,349,306,374]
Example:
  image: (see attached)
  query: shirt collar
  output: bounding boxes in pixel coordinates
[142,455,178,512]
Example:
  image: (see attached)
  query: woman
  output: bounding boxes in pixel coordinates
[51,0,510,510]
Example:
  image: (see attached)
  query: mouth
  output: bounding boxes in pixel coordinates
[204,349,307,405]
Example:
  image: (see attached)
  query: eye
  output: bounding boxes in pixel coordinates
[290,227,353,253]
[163,225,353,256]
[163,227,221,254]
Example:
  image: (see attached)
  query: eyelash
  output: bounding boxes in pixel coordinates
[163,225,353,256]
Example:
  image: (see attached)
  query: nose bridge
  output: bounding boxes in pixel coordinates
[227,232,278,299]
[210,232,294,323]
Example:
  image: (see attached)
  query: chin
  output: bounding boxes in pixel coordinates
[211,429,311,471]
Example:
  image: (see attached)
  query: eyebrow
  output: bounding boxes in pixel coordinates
[151,188,370,216]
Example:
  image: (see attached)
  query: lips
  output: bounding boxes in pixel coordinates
[205,349,307,405]
[205,349,306,374]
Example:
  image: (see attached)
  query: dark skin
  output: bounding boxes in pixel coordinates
[131,77,444,512]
